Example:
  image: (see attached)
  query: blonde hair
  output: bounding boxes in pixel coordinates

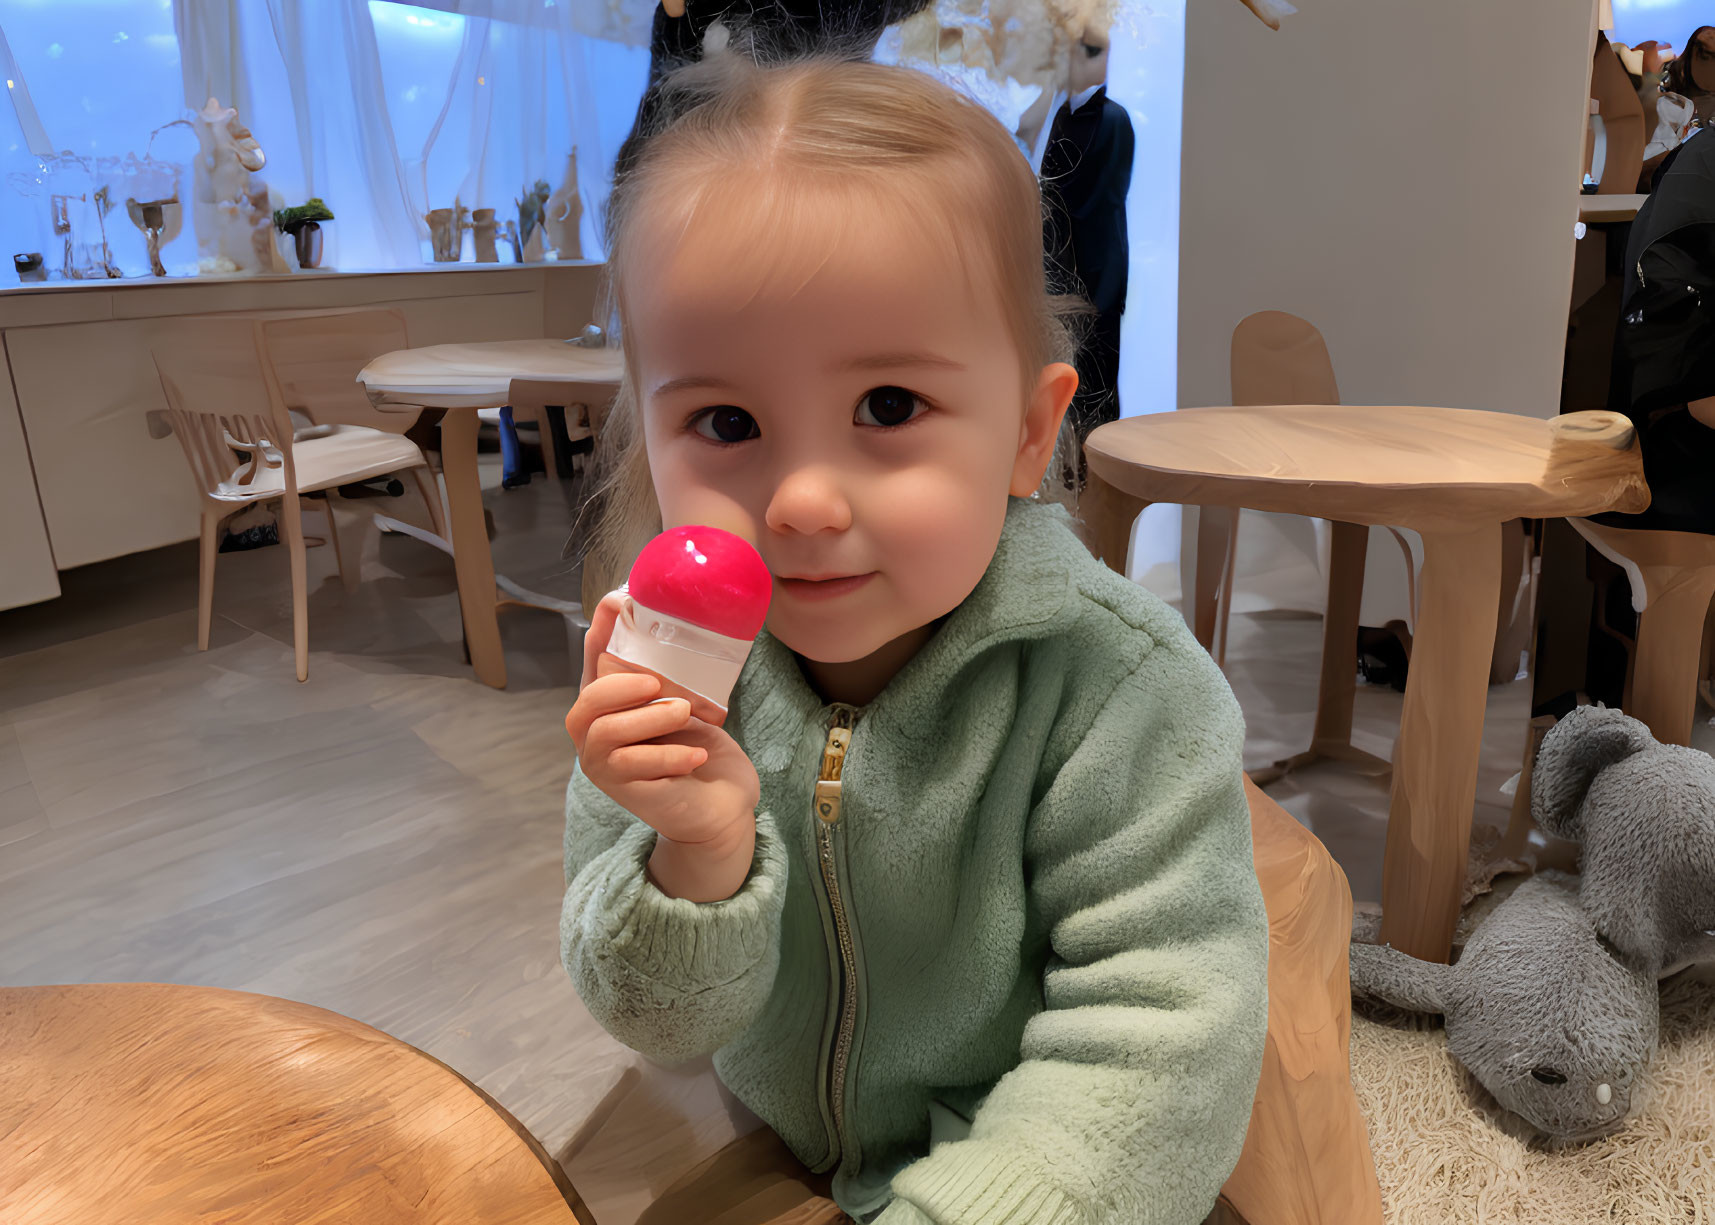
[573,50,1089,600]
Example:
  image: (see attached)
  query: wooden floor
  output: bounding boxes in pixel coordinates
[3,461,1710,1224]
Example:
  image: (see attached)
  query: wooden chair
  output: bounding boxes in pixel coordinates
[257,309,425,436]
[1589,34,1646,195]
[256,309,447,543]
[506,377,613,479]
[0,983,594,1225]
[154,317,441,681]
[1567,518,1715,746]
[1216,779,1384,1225]
[1202,312,1415,781]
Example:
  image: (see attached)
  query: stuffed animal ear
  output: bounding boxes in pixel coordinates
[1349,941,1456,1015]
[1531,705,1656,841]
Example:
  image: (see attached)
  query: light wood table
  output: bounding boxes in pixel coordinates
[0,982,595,1225]
[1085,405,1649,963]
[359,339,624,688]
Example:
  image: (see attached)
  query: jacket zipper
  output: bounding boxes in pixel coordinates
[814,707,857,1166]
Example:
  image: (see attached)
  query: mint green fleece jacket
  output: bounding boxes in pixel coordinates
[561,498,1269,1224]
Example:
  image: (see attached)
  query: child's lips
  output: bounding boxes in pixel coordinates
[776,572,878,601]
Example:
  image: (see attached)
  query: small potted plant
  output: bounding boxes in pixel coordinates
[273,198,334,270]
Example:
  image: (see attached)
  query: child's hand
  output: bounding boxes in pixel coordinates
[568,594,761,902]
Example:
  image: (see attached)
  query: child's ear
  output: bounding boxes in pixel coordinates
[1009,362,1080,497]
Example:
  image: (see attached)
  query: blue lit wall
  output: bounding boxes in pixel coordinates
[1109,0,1183,419]
[1611,0,1710,50]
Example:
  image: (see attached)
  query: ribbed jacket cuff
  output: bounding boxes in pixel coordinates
[890,1148,1085,1225]
[567,816,786,991]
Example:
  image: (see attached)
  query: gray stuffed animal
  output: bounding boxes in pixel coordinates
[1532,704,1715,977]
[1349,872,1658,1142]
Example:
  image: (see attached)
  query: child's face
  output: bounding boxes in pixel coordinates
[628,178,1074,667]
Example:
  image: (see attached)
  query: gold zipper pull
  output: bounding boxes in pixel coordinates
[815,725,852,824]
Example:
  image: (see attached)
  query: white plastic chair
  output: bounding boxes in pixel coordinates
[153,317,439,681]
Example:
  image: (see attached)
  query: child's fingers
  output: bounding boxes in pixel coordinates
[566,672,664,746]
[604,742,709,783]
[582,699,694,761]
[580,590,630,690]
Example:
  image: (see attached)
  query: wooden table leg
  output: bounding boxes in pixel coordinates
[1377,520,1503,963]
[1250,520,1392,785]
[1192,506,1240,656]
[439,409,507,689]
[1632,563,1715,747]
[1081,471,1151,576]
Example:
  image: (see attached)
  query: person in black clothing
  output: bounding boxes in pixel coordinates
[614,0,931,185]
[1601,127,1715,534]
[1039,30,1134,488]
[1539,126,1715,719]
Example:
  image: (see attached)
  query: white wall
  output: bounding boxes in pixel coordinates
[1172,0,1597,621]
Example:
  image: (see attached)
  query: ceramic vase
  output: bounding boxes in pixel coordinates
[292,221,324,270]
[545,151,584,260]
[472,209,499,263]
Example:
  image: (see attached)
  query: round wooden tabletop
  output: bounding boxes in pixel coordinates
[1085,405,1650,529]
[358,339,625,409]
[0,983,593,1225]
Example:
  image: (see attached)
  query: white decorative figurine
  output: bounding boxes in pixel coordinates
[545,150,584,260]
[191,97,272,274]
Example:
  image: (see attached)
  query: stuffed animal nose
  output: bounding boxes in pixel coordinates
[1596,1083,1613,1105]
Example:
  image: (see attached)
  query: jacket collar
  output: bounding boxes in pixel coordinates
[734,498,1077,767]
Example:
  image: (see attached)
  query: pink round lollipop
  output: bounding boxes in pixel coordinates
[628,527,773,640]
[604,526,773,716]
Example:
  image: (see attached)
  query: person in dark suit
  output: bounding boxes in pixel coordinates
[1039,30,1134,488]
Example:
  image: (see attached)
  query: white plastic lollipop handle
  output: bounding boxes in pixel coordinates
[604,586,755,712]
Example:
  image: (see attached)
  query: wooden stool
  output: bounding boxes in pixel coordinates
[0,983,593,1225]
[1570,518,1715,746]
[1221,778,1384,1225]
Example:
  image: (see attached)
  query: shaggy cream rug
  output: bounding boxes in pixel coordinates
[1350,875,1715,1223]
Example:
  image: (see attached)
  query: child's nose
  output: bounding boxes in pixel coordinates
[763,465,854,536]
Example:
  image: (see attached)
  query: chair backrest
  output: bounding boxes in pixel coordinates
[1230,311,1341,407]
[153,317,297,505]
[505,378,618,441]
[258,309,412,433]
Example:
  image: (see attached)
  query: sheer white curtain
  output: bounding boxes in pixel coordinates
[168,0,648,269]
[174,0,250,116]
[336,0,431,265]
[0,22,53,158]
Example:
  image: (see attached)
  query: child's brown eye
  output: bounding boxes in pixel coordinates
[693,407,760,444]
[856,386,924,429]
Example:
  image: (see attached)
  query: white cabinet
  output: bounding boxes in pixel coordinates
[0,263,600,608]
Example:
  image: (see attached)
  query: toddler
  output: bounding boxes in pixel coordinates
[561,49,1269,1225]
